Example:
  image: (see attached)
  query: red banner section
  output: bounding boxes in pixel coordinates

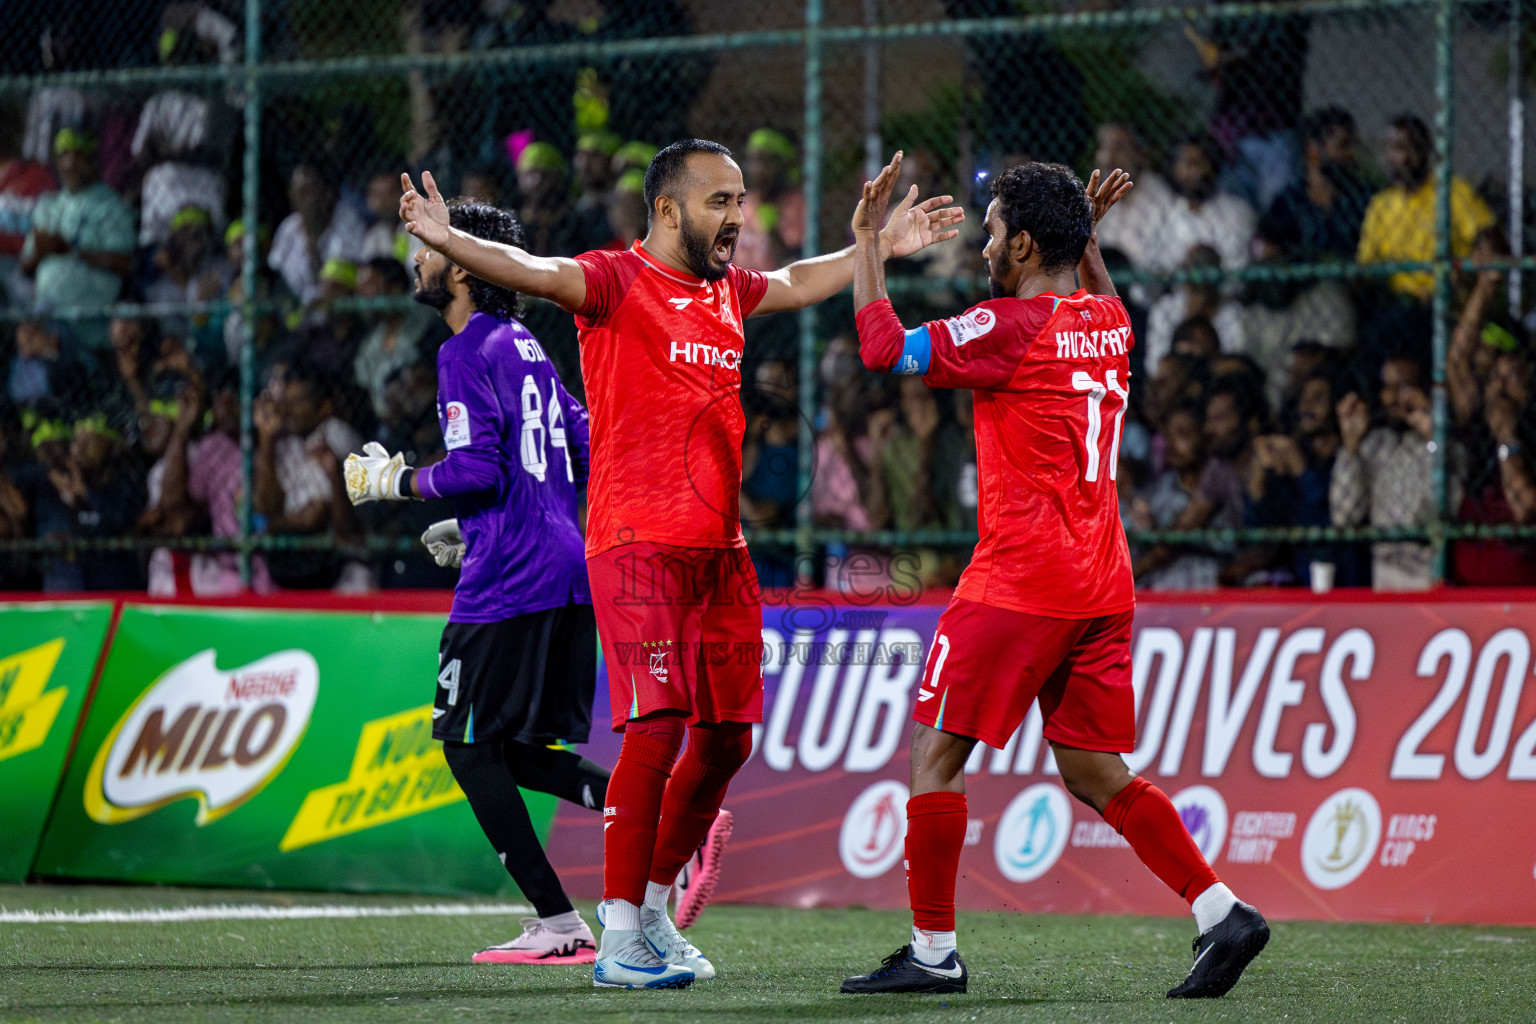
[546,597,1536,925]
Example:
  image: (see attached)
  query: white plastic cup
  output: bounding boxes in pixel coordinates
[1309,561,1336,594]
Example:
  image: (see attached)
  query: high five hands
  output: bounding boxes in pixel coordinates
[852,151,965,258]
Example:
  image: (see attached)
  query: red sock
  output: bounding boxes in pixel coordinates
[649,722,752,885]
[905,792,967,932]
[602,720,683,904]
[1102,776,1219,903]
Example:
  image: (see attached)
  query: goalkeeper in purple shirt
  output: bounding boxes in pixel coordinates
[346,198,606,966]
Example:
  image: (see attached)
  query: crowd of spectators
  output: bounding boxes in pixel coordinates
[1,1,1533,596]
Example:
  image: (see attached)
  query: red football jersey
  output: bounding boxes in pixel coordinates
[572,242,769,558]
[860,291,1135,618]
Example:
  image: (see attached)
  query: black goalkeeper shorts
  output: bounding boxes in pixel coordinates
[433,602,597,746]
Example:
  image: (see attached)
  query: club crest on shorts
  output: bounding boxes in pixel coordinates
[642,640,673,683]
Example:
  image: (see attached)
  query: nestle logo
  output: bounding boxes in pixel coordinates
[227,670,297,702]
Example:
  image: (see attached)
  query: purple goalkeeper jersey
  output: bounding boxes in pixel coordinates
[416,311,591,623]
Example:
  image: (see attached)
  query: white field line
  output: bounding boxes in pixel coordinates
[0,902,532,924]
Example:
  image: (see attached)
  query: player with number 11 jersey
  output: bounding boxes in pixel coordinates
[840,162,1268,1001]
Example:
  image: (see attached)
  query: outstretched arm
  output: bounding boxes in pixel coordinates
[753,152,963,316]
[400,171,589,312]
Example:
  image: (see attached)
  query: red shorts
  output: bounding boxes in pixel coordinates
[913,597,1135,752]
[586,541,764,731]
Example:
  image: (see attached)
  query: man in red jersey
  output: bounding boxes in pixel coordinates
[839,162,1268,999]
[399,142,961,989]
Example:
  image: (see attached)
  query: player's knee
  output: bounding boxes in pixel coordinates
[441,738,497,780]
[1054,747,1133,813]
[690,721,753,772]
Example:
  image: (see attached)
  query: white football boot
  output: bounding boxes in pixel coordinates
[592,902,694,989]
[472,915,596,965]
[641,903,716,980]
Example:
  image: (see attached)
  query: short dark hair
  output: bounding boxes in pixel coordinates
[643,139,734,224]
[1301,106,1356,146]
[1390,114,1432,158]
[446,199,527,319]
[989,162,1092,275]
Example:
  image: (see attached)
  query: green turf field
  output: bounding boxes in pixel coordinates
[1,884,1531,1023]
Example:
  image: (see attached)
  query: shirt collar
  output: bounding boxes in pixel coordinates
[633,240,709,289]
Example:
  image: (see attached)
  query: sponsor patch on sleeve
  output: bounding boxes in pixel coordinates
[443,401,471,450]
[943,306,997,346]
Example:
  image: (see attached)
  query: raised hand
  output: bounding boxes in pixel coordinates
[399,171,452,251]
[1085,168,1133,227]
[884,186,965,258]
[852,152,904,235]
[852,151,966,258]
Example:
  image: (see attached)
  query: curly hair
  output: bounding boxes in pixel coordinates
[446,198,527,319]
[989,162,1092,276]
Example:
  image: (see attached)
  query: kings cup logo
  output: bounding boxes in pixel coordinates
[84,649,318,826]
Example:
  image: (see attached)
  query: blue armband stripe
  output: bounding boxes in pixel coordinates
[896,325,931,375]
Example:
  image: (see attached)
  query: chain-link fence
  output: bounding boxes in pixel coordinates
[0,0,1532,595]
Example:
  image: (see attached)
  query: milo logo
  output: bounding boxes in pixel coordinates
[84,650,318,825]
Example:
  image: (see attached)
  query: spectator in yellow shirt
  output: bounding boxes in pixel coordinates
[1357,114,1493,302]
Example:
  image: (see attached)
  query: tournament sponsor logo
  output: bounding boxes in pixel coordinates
[0,638,68,764]
[1226,811,1296,864]
[281,704,463,851]
[1171,785,1229,864]
[1301,787,1382,890]
[642,640,673,684]
[994,783,1072,882]
[943,307,996,346]
[443,401,470,450]
[84,650,318,826]
[839,779,908,878]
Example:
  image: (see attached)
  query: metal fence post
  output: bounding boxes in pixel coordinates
[1430,0,1455,584]
[238,0,263,587]
[796,0,825,584]
[1512,0,1526,314]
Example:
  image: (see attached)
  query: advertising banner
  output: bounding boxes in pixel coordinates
[0,602,114,882]
[545,597,1536,925]
[34,605,552,896]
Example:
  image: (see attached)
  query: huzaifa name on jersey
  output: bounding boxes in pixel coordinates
[669,340,742,370]
[1055,325,1131,360]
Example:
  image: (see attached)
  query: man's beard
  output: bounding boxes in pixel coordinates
[987,249,1013,299]
[680,208,736,282]
[413,264,454,310]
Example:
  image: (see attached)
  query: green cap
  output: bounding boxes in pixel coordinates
[1483,322,1519,352]
[28,418,71,448]
[73,414,121,442]
[747,128,796,161]
[517,142,567,173]
[614,168,646,196]
[171,206,213,233]
[576,131,622,157]
[320,259,357,290]
[613,141,658,172]
[54,127,97,155]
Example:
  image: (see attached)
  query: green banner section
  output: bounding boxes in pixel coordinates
[34,605,554,896]
[0,602,114,883]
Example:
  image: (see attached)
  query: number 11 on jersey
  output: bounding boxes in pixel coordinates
[1071,370,1129,483]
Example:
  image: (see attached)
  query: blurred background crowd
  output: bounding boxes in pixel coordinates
[0,0,1533,596]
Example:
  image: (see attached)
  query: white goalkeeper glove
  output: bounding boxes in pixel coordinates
[344,441,413,504]
[421,518,464,568]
